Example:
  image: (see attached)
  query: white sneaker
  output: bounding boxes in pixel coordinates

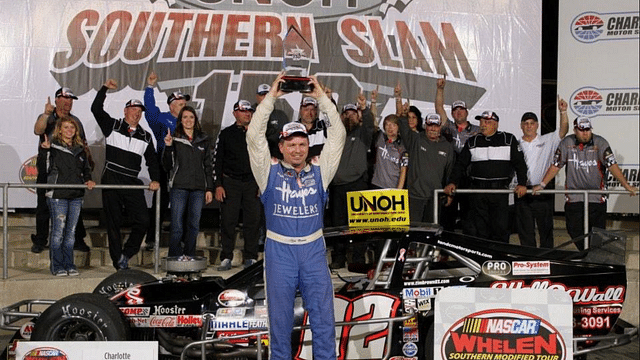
[67,269,80,276]
[217,258,232,271]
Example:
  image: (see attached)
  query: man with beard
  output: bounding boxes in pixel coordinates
[533,117,637,250]
[399,113,455,224]
[31,87,92,254]
[296,96,328,159]
[444,111,528,243]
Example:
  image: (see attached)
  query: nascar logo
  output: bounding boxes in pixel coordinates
[571,11,639,43]
[462,318,541,335]
[571,86,639,117]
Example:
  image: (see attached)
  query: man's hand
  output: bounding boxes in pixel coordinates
[148,181,160,191]
[269,71,288,99]
[531,185,544,195]
[558,95,568,112]
[205,190,214,204]
[357,89,366,110]
[148,71,158,87]
[215,186,226,203]
[437,75,446,90]
[627,187,638,196]
[85,180,96,190]
[443,183,456,196]
[105,79,118,90]
[307,75,326,100]
[514,185,527,198]
[44,97,54,115]
[164,128,173,146]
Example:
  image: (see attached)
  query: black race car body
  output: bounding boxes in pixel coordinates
[1,225,636,359]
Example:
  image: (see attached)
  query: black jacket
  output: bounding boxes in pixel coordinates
[162,132,214,191]
[44,140,92,199]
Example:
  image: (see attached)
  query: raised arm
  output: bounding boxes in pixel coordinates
[557,95,569,139]
[435,76,448,123]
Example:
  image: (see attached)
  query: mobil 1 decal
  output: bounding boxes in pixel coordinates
[440,309,566,360]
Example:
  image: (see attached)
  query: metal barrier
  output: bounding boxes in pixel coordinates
[1,183,161,279]
[432,188,637,250]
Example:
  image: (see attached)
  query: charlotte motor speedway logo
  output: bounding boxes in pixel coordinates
[570,11,639,43]
[570,87,639,117]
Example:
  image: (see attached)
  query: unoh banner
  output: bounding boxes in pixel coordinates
[0,0,541,208]
[558,0,639,213]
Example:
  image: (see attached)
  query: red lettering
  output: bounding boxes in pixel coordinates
[451,333,477,352]
[420,22,477,81]
[187,13,224,58]
[516,336,535,353]
[89,11,132,65]
[254,15,283,58]
[53,10,99,70]
[369,19,403,68]
[163,12,194,59]
[223,14,251,57]
[536,333,557,354]
[123,12,166,62]
[340,18,375,65]
[395,21,431,72]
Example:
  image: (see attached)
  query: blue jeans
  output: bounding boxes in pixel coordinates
[47,198,83,274]
[169,189,205,257]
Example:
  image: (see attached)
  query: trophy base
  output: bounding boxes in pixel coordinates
[280,76,313,93]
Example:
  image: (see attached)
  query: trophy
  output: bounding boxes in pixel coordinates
[280,25,314,93]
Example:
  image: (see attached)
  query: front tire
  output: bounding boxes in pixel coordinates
[31,293,129,341]
[93,269,158,297]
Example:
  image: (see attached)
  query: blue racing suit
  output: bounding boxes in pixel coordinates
[247,92,345,360]
[144,86,178,153]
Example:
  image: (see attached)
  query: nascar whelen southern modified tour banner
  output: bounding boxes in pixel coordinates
[0,0,544,208]
[558,0,640,214]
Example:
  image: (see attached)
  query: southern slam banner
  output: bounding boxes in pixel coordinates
[0,0,541,207]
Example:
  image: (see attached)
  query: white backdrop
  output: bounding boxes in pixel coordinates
[558,0,639,213]
[0,0,542,208]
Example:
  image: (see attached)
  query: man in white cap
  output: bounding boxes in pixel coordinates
[399,112,455,224]
[533,116,637,250]
[246,72,345,360]
[91,79,160,270]
[31,87,91,254]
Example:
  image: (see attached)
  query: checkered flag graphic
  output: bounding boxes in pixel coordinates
[379,0,414,16]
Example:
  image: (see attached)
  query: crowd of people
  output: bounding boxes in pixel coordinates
[30,73,638,277]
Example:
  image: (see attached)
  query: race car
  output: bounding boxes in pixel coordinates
[1,224,636,359]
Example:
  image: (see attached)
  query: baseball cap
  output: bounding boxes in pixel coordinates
[280,122,308,139]
[452,100,466,110]
[342,104,358,113]
[521,112,538,122]
[424,113,441,126]
[300,97,318,107]
[574,117,592,130]
[257,84,270,95]
[475,110,500,122]
[125,99,146,111]
[167,91,191,105]
[233,99,254,112]
[55,87,78,100]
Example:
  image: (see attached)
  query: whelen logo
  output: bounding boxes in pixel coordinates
[571,87,639,117]
[571,11,639,43]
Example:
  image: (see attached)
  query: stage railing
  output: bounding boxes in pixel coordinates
[1,183,161,279]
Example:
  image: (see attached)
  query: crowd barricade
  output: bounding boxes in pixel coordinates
[1,183,160,279]
[433,188,637,250]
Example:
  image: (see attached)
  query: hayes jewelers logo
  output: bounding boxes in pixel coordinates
[571,87,639,117]
[571,11,639,43]
[441,309,566,360]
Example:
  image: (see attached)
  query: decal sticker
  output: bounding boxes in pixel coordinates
[403,327,419,342]
[491,280,625,305]
[177,315,203,327]
[120,307,150,317]
[402,342,418,357]
[417,298,432,311]
[149,316,177,327]
[22,347,68,360]
[19,322,34,340]
[218,289,247,307]
[403,317,417,327]
[217,308,246,317]
[152,305,186,315]
[213,319,250,330]
[482,260,512,275]
[441,309,566,360]
[436,240,493,259]
[403,287,442,299]
[404,299,417,313]
[405,278,450,286]
[512,261,551,276]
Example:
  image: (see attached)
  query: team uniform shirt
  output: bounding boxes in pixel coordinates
[552,134,615,204]
[297,117,328,159]
[332,108,376,186]
[144,86,178,153]
[163,132,213,192]
[450,131,528,188]
[519,132,562,186]
[371,133,408,189]
[44,140,92,199]
[213,124,255,186]
[91,86,160,185]
[399,116,455,200]
[441,119,480,153]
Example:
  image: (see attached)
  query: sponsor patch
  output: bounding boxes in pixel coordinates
[404,299,417,313]
[23,347,68,360]
[402,342,418,357]
[512,261,551,276]
[218,289,247,307]
[217,308,246,317]
[20,322,34,340]
[120,307,150,317]
[403,287,440,299]
[417,298,432,311]
[482,260,511,275]
[403,327,419,342]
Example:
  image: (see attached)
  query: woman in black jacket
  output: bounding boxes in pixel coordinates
[162,106,214,257]
[42,117,95,276]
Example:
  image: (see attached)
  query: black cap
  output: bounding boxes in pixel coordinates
[521,112,538,122]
